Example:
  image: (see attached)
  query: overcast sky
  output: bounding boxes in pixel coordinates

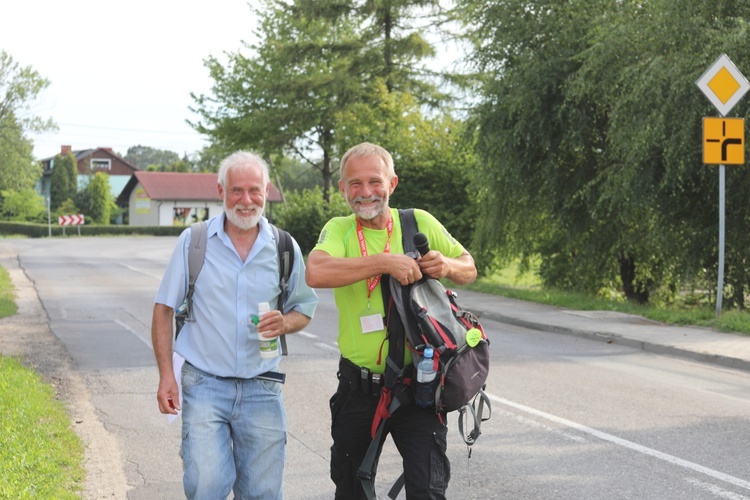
[1,0,257,160]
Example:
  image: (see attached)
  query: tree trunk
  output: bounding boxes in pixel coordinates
[618,253,650,304]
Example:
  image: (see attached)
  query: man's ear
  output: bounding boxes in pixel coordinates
[217,183,224,199]
[339,179,345,196]
[389,175,399,194]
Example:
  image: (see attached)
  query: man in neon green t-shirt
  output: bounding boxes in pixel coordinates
[306,142,477,500]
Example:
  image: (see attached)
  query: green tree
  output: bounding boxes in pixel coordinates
[123,145,180,170]
[56,198,78,219]
[336,82,480,252]
[191,0,455,202]
[463,0,750,305]
[357,0,446,103]
[85,172,113,224]
[274,186,350,253]
[0,51,54,191]
[0,188,46,221]
[191,0,364,200]
[49,152,77,210]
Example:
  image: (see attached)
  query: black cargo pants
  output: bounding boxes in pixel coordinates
[330,358,450,500]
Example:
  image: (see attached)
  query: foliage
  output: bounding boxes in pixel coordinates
[0,355,84,497]
[49,152,77,211]
[460,273,750,336]
[336,80,487,268]
[0,265,17,318]
[0,51,54,192]
[191,0,365,198]
[274,186,350,254]
[85,172,114,224]
[462,0,750,306]
[188,143,227,173]
[0,221,184,237]
[123,145,180,170]
[190,0,455,202]
[0,189,46,222]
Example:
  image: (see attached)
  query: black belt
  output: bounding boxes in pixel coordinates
[338,357,383,395]
[184,361,285,384]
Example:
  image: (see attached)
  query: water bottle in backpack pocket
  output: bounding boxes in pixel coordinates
[414,347,440,408]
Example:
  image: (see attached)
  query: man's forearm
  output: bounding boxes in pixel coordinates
[282,310,312,334]
[445,253,477,286]
[151,303,175,377]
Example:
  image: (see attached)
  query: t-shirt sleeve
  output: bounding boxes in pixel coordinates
[413,209,466,259]
[154,228,190,309]
[312,217,351,258]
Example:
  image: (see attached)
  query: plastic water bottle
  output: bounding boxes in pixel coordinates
[416,348,436,407]
[417,348,436,383]
[255,302,279,359]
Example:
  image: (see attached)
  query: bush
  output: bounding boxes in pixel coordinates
[0,221,184,238]
[274,187,350,254]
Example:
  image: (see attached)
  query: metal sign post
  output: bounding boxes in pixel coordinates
[696,54,750,317]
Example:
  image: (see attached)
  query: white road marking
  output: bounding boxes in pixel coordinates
[497,409,587,443]
[315,342,340,353]
[491,395,750,492]
[685,477,750,499]
[115,319,152,348]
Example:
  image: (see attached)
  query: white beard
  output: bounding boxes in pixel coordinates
[224,203,263,230]
[348,194,388,220]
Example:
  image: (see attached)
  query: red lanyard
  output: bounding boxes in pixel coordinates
[356,216,393,305]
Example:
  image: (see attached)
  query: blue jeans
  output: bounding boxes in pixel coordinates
[181,362,287,500]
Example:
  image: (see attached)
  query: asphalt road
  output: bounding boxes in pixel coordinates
[5,236,750,499]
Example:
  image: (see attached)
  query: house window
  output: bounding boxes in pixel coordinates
[91,158,111,170]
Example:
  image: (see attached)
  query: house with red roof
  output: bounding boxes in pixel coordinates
[117,171,284,226]
[37,145,139,201]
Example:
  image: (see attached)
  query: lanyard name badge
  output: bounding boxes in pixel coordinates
[357,216,392,333]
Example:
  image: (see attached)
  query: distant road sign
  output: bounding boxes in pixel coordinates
[59,214,85,226]
[703,117,745,165]
[696,54,750,116]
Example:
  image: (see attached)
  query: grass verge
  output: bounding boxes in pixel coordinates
[0,266,84,498]
[461,272,750,336]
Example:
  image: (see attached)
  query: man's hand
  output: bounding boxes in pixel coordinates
[417,251,450,280]
[157,375,180,415]
[391,253,423,286]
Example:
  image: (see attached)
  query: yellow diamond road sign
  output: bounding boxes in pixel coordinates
[696,54,750,116]
[703,117,744,165]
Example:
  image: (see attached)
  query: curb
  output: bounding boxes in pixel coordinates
[476,310,750,374]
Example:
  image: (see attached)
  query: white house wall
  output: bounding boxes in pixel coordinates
[127,183,222,226]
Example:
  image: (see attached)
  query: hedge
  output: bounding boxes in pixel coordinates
[0,221,185,238]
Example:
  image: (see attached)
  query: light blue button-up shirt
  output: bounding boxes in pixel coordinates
[155,213,318,378]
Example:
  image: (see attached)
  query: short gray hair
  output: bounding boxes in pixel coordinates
[217,151,270,187]
[339,143,395,180]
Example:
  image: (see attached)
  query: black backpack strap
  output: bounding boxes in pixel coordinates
[359,212,421,499]
[398,208,418,255]
[272,224,295,355]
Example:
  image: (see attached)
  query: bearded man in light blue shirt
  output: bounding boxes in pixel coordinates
[152,151,318,499]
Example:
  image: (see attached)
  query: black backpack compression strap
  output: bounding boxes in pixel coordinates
[272,224,295,355]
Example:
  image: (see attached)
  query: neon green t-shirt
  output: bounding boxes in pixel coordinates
[312,208,466,373]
